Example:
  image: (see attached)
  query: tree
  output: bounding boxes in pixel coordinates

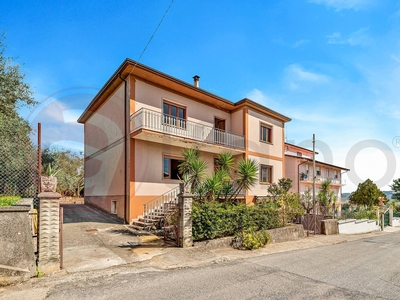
[42,147,84,197]
[390,178,400,201]
[228,158,258,202]
[301,187,313,214]
[179,150,258,203]
[349,179,387,208]
[0,32,36,117]
[179,148,207,193]
[317,180,337,216]
[267,178,293,201]
[266,178,303,224]
[0,32,37,196]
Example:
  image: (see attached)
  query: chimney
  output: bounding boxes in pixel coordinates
[193,75,200,88]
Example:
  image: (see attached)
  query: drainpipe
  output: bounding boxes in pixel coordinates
[119,73,129,224]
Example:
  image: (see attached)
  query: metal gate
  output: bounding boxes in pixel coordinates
[302,214,324,234]
[163,202,179,246]
[384,211,390,227]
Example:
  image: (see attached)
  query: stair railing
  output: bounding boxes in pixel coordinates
[143,186,180,223]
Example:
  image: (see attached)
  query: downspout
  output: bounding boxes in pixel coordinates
[119,73,129,224]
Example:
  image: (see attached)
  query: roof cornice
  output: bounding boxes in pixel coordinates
[78,59,292,124]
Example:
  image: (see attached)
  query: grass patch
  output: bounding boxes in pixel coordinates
[0,195,21,206]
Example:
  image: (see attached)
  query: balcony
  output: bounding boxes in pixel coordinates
[299,175,345,186]
[130,108,245,153]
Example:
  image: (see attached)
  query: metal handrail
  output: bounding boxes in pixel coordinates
[130,108,245,150]
[143,186,180,223]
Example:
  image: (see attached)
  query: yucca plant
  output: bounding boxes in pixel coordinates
[228,158,258,202]
[179,148,207,193]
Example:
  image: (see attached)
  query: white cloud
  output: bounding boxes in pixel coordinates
[62,109,84,123]
[284,64,329,90]
[293,39,310,48]
[246,89,270,104]
[327,28,371,46]
[287,64,329,83]
[308,0,376,11]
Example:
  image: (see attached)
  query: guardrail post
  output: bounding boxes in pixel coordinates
[178,183,193,248]
[389,206,393,227]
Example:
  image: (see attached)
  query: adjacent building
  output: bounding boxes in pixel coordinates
[285,143,349,212]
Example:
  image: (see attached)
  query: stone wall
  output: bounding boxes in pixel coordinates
[0,199,36,286]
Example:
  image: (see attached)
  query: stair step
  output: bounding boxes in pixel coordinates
[130,224,146,230]
[138,217,162,223]
[132,220,154,227]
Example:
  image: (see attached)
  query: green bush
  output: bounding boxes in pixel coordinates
[0,195,21,206]
[236,229,270,250]
[340,209,377,220]
[192,202,282,241]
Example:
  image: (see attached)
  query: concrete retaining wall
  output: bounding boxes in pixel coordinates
[0,199,36,286]
[266,224,305,243]
[338,219,379,234]
[321,219,339,235]
[393,218,400,227]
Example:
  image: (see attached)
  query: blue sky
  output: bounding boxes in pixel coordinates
[2,0,400,192]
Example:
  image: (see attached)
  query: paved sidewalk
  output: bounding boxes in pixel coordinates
[1,204,400,300]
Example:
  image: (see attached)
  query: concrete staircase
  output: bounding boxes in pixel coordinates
[131,186,179,230]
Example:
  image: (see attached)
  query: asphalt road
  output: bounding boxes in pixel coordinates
[44,232,400,300]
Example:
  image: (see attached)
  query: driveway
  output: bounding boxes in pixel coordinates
[61,204,165,273]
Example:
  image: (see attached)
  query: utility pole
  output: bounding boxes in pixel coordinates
[38,123,42,194]
[312,134,316,234]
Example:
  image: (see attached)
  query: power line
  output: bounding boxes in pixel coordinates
[129,0,175,75]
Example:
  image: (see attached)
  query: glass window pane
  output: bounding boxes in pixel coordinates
[179,108,184,119]
[163,103,168,114]
[171,106,177,117]
[163,158,169,178]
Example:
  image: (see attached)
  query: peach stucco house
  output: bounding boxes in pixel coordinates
[284,143,349,212]
[78,59,291,223]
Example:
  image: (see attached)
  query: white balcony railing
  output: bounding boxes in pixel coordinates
[130,108,245,150]
[300,175,345,185]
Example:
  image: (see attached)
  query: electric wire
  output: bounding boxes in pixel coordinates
[128,0,175,76]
